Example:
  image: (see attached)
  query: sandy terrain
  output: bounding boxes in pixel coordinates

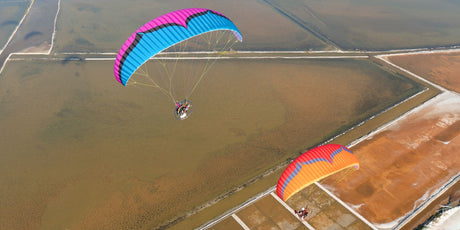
[210,184,373,230]
[18,41,51,53]
[0,58,419,229]
[236,196,306,229]
[322,92,460,227]
[387,51,460,93]
[401,178,460,230]
[264,0,460,50]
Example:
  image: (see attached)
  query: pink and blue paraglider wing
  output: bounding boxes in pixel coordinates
[114,8,243,86]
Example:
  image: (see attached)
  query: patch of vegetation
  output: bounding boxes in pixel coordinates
[40,89,93,143]
[265,0,460,50]
[61,55,84,65]
[75,3,101,13]
[0,20,17,27]
[24,31,42,40]
[0,89,11,121]
[75,37,94,47]
[19,66,43,78]
[60,38,96,52]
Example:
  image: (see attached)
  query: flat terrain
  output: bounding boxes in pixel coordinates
[235,195,306,229]
[264,0,460,50]
[54,0,331,52]
[202,51,460,230]
[1,0,459,229]
[0,0,58,72]
[388,51,460,93]
[0,0,30,50]
[323,92,460,228]
[287,184,371,230]
[209,183,373,230]
[0,58,420,229]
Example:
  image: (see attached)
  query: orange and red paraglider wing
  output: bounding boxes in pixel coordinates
[276,144,359,201]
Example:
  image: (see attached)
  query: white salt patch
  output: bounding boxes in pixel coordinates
[425,206,460,230]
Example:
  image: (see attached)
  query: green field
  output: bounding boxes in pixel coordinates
[0,57,422,229]
[0,0,30,50]
[265,0,460,50]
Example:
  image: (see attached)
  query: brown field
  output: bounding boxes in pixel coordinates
[0,0,30,49]
[235,196,305,229]
[3,1,459,229]
[286,183,372,230]
[322,92,460,227]
[265,0,460,50]
[401,178,460,230]
[388,51,460,93]
[0,58,419,229]
[208,217,243,230]
[54,0,331,52]
[6,0,57,53]
[0,0,58,70]
[210,182,372,230]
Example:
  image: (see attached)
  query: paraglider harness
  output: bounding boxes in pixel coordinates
[295,206,311,220]
[174,99,193,120]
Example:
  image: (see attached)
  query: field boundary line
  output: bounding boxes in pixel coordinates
[376,55,447,92]
[347,88,430,148]
[0,0,35,74]
[198,186,276,229]
[315,182,378,230]
[376,47,460,57]
[50,48,460,55]
[0,0,35,55]
[0,53,12,74]
[231,214,250,230]
[10,55,369,61]
[48,0,61,54]
[5,47,459,61]
[270,192,315,230]
[393,173,460,230]
[0,0,60,74]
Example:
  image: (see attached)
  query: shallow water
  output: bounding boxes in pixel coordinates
[0,0,58,71]
[0,58,421,229]
[53,0,331,52]
[265,0,460,50]
[0,0,30,49]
